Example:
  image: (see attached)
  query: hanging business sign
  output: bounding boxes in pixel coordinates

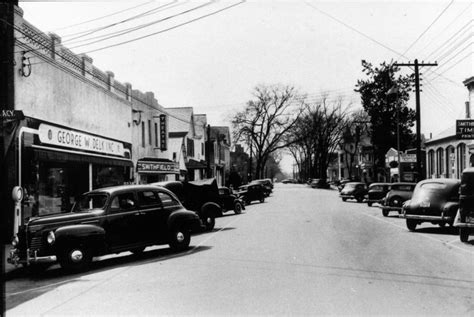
[38,123,125,156]
[456,120,474,140]
[136,160,179,173]
[160,114,167,150]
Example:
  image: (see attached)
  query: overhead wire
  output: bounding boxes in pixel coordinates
[62,0,180,42]
[51,0,157,32]
[65,1,213,49]
[78,0,246,55]
[401,0,454,57]
[413,1,472,58]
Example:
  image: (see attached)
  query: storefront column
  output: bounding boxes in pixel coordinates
[89,163,93,191]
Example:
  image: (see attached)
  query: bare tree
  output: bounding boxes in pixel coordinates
[286,95,350,181]
[232,84,305,179]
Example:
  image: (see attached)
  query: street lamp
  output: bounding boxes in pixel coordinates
[386,86,401,182]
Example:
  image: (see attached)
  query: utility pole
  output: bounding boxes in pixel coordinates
[394,59,437,181]
[206,124,211,178]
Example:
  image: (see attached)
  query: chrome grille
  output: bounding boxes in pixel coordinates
[29,236,44,252]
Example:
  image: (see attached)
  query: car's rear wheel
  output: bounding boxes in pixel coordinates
[59,245,92,272]
[342,198,347,202]
[234,202,243,214]
[406,219,417,231]
[460,228,469,242]
[368,202,373,207]
[169,227,190,251]
[356,196,363,203]
[382,210,389,217]
[260,197,265,203]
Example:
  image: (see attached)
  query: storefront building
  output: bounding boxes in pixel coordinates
[425,77,474,179]
[1,5,168,240]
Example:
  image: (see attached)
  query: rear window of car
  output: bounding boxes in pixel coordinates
[420,183,447,190]
[392,185,413,191]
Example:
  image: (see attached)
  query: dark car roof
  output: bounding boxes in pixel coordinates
[86,184,176,196]
[346,182,365,185]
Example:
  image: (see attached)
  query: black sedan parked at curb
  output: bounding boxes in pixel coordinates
[340,182,367,203]
[379,182,416,216]
[366,183,391,207]
[401,178,460,231]
[8,185,203,273]
[453,167,474,242]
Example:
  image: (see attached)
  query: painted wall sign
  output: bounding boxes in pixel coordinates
[137,161,179,173]
[160,114,167,150]
[456,120,474,139]
[38,123,125,156]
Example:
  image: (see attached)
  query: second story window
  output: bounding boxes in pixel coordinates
[148,120,152,145]
[155,122,158,147]
[141,122,145,148]
[187,138,194,157]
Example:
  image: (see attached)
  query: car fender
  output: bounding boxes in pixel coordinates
[442,202,459,218]
[201,202,222,218]
[54,224,106,253]
[168,210,201,229]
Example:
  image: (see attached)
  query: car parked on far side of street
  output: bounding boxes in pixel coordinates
[453,167,474,242]
[365,183,391,207]
[401,178,460,231]
[310,178,330,189]
[339,182,368,203]
[8,185,203,273]
[380,182,416,216]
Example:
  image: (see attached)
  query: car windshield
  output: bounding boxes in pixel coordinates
[73,193,108,212]
[345,183,357,189]
[420,182,447,190]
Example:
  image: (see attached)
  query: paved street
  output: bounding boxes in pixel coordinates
[5,183,474,315]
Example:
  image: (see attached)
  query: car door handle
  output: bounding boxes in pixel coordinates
[135,211,145,216]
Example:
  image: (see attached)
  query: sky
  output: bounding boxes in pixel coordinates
[18,0,473,173]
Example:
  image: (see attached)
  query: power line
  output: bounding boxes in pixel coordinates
[304,1,410,61]
[79,0,246,55]
[51,0,157,32]
[65,1,213,49]
[62,0,179,42]
[414,1,472,57]
[402,0,454,56]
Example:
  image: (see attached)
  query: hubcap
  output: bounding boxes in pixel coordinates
[207,217,212,224]
[176,232,185,243]
[70,250,83,263]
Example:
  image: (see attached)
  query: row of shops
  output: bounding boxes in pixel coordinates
[1,4,229,241]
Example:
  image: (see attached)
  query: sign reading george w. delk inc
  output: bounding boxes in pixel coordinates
[456,120,474,140]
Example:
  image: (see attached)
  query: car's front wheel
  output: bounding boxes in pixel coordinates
[460,228,469,242]
[203,216,215,231]
[59,245,92,272]
[368,202,373,207]
[356,195,363,203]
[406,219,417,231]
[382,210,389,217]
[234,202,243,214]
[260,196,265,203]
[169,227,190,251]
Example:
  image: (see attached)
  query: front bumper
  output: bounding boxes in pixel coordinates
[8,247,57,267]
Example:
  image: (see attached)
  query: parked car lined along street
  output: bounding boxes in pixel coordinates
[5,182,473,315]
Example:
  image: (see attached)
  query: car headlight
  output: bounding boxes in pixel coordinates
[11,235,19,247]
[46,231,55,245]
